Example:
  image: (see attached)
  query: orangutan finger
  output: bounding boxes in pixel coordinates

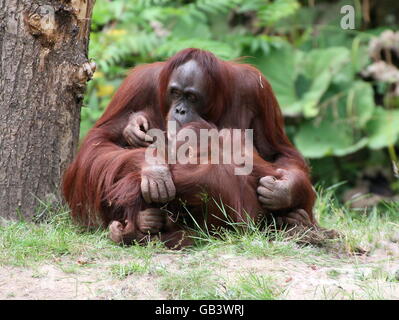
[257,186,273,198]
[258,196,281,210]
[124,129,136,146]
[129,134,145,147]
[285,212,307,225]
[136,115,149,131]
[149,179,159,203]
[295,209,312,225]
[164,177,176,201]
[282,217,301,226]
[260,176,277,186]
[156,180,168,203]
[133,117,153,143]
[141,176,151,203]
[109,221,124,243]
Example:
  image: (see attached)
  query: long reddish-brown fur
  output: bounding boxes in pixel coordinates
[62,48,316,248]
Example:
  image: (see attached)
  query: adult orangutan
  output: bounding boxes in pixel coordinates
[62,48,318,248]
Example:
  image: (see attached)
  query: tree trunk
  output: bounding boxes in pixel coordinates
[0,0,95,219]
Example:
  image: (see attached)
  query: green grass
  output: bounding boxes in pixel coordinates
[316,186,399,254]
[159,267,222,299]
[110,262,149,279]
[227,274,282,300]
[0,206,164,267]
[327,269,341,279]
[0,186,398,300]
[0,212,106,266]
[159,268,282,300]
[1,186,397,267]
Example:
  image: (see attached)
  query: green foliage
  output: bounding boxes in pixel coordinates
[84,0,399,187]
[367,109,399,149]
[257,0,300,27]
[110,261,149,278]
[82,0,304,136]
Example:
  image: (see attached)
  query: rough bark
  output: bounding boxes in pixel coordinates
[0,0,95,219]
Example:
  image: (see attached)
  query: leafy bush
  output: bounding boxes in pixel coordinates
[84,0,399,191]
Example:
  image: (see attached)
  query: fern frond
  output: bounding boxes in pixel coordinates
[155,38,239,60]
[258,0,300,26]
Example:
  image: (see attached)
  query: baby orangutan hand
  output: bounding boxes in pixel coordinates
[136,208,166,234]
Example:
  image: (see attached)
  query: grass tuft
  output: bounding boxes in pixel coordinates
[0,186,398,300]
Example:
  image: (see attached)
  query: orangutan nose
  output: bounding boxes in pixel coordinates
[175,105,186,115]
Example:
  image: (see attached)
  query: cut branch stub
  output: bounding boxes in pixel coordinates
[75,61,97,84]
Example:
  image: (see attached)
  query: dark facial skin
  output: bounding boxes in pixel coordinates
[123,60,208,147]
[166,60,207,128]
[137,60,209,206]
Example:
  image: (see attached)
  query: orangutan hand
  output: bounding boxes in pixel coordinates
[141,165,176,203]
[123,112,154,147]
[136,208,166,234]
[257,168,298,211]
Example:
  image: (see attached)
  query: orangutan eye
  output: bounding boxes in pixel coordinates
[187,93,197,102]
[170,88,181,98]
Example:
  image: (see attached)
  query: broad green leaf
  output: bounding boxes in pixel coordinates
[255,45,300,116]
[367,108,399,149]
[332,63,355,86]
[346,81,375,128]
[301,71,332,118]
[350,36,371,73]
[303,47,350,79]
[333,138,369,157]
[299,47,350,117]
[295,120,367,158]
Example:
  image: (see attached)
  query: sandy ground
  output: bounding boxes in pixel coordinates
[1,239,398,300]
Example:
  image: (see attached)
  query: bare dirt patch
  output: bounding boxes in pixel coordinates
[1,241,398,300]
